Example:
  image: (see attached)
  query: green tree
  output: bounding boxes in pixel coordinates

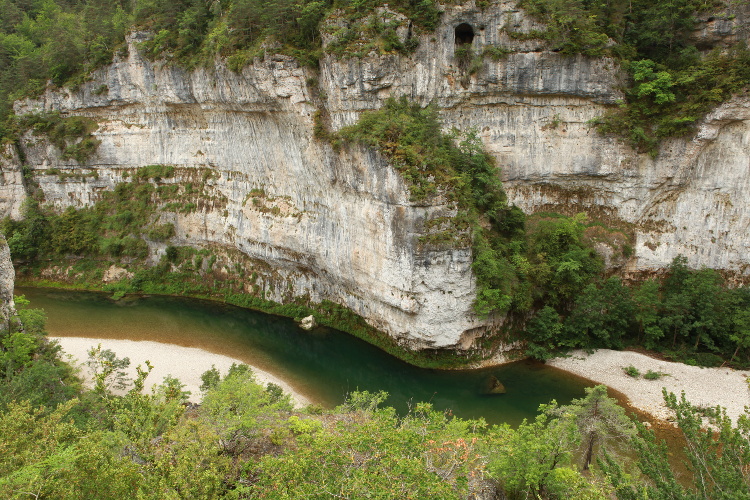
[564,277,635,349]
[524,305,563,360]
[252,396,479,499]
[602,390,750,498]
[486,411,579,497]
[0,399,142,499]
[632,278,662,348]
[548,385,634,471]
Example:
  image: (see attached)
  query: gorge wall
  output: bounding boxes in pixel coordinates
[1,0,749,350]
[0,235,16,330]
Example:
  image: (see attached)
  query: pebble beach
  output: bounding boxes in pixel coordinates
[52,337,311,408]
[548,349,750,422]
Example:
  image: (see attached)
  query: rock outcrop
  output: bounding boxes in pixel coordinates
[2,0,750,349]
[0,234,16,329]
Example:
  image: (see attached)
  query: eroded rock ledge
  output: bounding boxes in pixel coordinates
[2,1,750,351]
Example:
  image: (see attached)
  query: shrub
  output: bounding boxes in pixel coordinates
[643,370,664,380]
[623,365,640,378]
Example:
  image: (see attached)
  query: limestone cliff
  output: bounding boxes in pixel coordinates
[2,0,750,349]
[0,234,16,329]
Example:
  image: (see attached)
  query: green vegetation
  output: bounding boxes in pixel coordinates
[643,369,665,380]
[341,98,606,318]
[1,164,222,261]
[601,389,750,499]
[0,0,443,137]
[0,0,132,137]
[4,112,101,163]
[517,0,749,154]
[5,308,750,498]
[1,0,747,155]
[523,255,750,368]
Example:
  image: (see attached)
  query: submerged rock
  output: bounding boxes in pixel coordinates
[485,375,506,395]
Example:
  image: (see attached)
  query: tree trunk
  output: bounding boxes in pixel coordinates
[583,432,596,471]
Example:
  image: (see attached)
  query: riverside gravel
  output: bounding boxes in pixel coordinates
[53,337,311,408]
[548,349,750,423]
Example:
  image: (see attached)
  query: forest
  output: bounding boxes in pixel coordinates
[3,301,750,499]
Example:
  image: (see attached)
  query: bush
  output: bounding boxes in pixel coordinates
[623,365,641,378]
[643,370,664,380]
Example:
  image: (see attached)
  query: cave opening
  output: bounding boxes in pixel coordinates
[455,23,475,46]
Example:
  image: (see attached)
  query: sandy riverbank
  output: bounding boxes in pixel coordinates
[548,349,750,422]
[52,337,311,408]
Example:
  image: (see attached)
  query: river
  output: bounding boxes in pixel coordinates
[20,287,595,426]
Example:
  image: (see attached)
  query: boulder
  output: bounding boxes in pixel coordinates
[299,315,317,331]
[485,375,506,395]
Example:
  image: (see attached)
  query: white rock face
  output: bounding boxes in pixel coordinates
[8,31,489,350]
[4,1,750,349]
[320,1,750,274]
[0,234,16,328]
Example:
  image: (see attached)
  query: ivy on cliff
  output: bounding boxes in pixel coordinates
[5,112,101,164]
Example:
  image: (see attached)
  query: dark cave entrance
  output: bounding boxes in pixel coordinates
[455,23,475,46]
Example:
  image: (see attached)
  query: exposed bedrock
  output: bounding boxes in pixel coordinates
[2,1,750,350]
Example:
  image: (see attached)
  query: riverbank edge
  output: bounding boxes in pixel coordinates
[16,278,522,369]
[51,336,313,408]
[547,349,750,424]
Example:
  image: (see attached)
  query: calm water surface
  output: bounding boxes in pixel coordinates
[19,287,595,425]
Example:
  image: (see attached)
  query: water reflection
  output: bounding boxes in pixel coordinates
[19,287,594,426]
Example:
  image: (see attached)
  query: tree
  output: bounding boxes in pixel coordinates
[486,411,579,497]
[564,277,635,350]
[632,278,662,348]
[547,385,634,471]
[729,288,750,363]
[602,390,750,498]
[524,305,564,360]
[86,344,131,396]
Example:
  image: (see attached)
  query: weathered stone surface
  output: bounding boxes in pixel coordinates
[485,375,506,394]
[0,234,16,328]
[102,265,134,284]
[4,1,750,350]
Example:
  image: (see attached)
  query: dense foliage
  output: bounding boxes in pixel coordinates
[4,307,750,498]
[0,0,131,137]
[341,98,606,319]
[525,255,750,367]
[0,164,222,262]
[0,0,443,136]
[517,0,750,153]
[339,98,750,367]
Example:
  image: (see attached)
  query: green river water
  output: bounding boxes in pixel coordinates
[20,287,596,426]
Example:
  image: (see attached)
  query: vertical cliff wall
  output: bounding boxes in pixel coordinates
[0,234,16,329]
[320,1,750,274]
[2,0,750,351]
[4,31,489,350]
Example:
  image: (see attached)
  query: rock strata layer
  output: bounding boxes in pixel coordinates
[2,1,750,349]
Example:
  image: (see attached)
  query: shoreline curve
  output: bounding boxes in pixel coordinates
[547,349,750,423]
[52,336,312,408]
